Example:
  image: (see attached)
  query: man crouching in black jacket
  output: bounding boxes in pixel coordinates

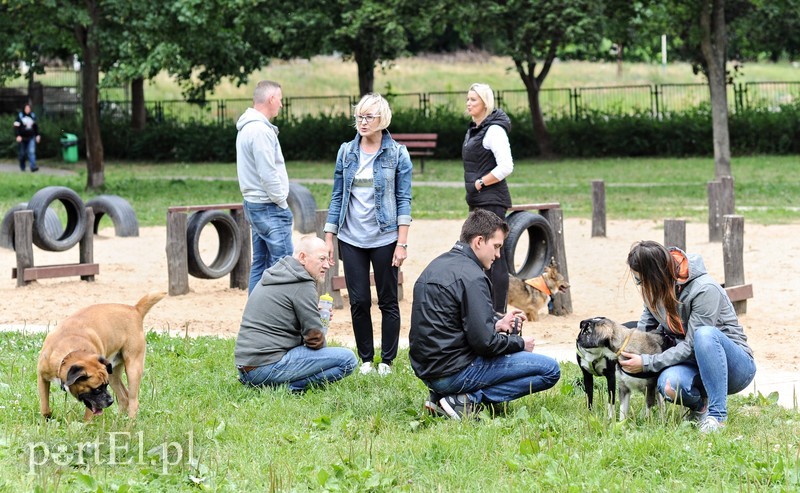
[409,209,560,420]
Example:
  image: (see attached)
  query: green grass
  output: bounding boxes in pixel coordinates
[0,331,795,491]
[3,155,798,227]
[134,57,800,100]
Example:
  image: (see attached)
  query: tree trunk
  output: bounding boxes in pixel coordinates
[74,3,105,191]
[616,43,624,78]
[515,60,554,158]
[353,48,375,96]
[700,0,732,179]
[131,77,146,130]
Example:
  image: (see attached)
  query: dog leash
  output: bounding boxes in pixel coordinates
[614,331,635,357]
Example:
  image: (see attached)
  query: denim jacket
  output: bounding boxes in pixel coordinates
[324,130,413,235]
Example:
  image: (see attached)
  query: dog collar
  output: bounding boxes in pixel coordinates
[614,331,635,357]
[524,275,552,296]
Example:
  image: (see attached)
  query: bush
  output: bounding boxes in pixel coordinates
[14,102,799,163]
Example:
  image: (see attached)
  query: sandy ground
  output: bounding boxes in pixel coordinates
[2,218,799,404]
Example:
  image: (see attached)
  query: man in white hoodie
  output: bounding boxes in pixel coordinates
[236,80,293,294]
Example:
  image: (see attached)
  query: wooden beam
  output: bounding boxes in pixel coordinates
[725,284,753,302]
[508,202,561,212]
[168,204,242,213]
[13,263,99,281]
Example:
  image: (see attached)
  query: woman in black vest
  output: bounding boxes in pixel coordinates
[463,83,514,313]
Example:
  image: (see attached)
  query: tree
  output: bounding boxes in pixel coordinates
[321,0,446,95]
[662,0,753,179]
[478,0,604,158]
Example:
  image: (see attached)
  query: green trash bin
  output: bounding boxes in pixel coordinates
[60,133,79,163]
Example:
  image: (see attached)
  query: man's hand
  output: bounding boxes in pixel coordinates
[304,329,325,350]
[35,135,40,144]
[496,309,526,334]
[16,136,22,143]
[619,351,643,374]
[522,335,536,352]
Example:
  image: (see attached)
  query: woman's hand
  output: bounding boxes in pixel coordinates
[392,244,407,267]
[324,233,335,264]
[619,351,644,374]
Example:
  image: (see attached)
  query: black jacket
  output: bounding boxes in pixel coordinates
[14,110,39,140]
[409,241,525,380]
[462,109,512,209]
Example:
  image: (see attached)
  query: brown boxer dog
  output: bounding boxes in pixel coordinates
[37,292,166,421]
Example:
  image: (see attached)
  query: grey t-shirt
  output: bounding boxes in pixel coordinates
[338,148,397,248]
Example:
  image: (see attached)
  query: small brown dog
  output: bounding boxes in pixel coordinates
[507,263,570,321]
[37,292,166,421]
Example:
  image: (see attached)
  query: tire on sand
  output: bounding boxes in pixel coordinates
[0,203,63,250]
[86,195,139,237]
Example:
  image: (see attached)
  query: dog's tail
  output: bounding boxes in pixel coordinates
[135,292,167,318]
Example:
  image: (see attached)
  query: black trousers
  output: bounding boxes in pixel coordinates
[338,240,400,365]
[469,204,509,313]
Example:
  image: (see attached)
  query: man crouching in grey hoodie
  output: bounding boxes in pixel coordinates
[235,236,357,391]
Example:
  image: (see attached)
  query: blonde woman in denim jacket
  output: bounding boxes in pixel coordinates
[324,93,413,376]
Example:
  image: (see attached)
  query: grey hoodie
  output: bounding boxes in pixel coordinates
[235,107,289,208]
[234,256,323,366]
[640,248,753,373]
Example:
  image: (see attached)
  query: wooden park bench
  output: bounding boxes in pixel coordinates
[393,133,437,173]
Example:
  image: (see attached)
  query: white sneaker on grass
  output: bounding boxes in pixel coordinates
[699,415,725,433]
[377,363,392,376]
[359,362,374,375]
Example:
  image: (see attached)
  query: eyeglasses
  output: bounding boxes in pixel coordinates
[355,114,379,123]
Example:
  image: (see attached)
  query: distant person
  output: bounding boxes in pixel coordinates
[236,80,293,294]
[409,209,560,420]
[14,103,40,172]
[620,240,756,433]
[463,83,515,313]
[324,93,413,376]
[235,235,357,391]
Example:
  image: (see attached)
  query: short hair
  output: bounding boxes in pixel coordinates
[460,209,508,244]
[295,235,326,257]
[253,80,281,105]
[353,93,392,131]
[468,83,495,120]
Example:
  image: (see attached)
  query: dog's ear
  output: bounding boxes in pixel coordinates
[65,364,88,386]
[98,356,113,375]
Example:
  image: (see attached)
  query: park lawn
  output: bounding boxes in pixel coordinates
[0,330,795,492]
[4,155,798,227]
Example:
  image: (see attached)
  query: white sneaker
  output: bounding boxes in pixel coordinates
[359,362,374,375]
[377,362,392,376]
[699,415,725,433]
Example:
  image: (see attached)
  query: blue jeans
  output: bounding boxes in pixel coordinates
[657,325,756,421]
[18,139,37,171]
[238,346,357,392]
[425,352,561,404]
[243,201,294,293]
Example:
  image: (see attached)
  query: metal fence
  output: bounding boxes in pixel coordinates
[5,78,798,123]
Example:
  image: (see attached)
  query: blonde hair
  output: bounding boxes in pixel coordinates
[468,83,495,120]
[353,93,392,131]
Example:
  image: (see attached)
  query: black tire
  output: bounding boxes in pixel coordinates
[288,182,317,234]
[186,210,242,279]
[504,211,555,279]
[86,195,140,237]
[27,186,87,252]
[0,203,63,250]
